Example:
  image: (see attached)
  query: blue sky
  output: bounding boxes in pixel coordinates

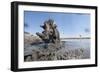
[24,11,90,37]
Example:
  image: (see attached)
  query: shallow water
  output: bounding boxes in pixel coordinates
[62,39,90,58]
[25,39,90,51]
[63,39,90,50]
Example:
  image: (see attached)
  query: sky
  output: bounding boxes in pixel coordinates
[24,11,90,38]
